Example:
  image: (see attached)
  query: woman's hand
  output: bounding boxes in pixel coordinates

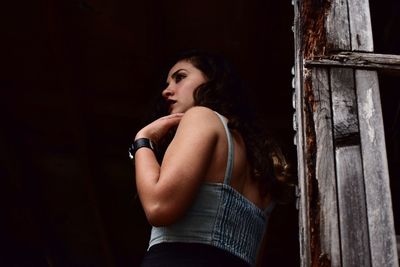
[135,113,184,144]
[134,107,219,226]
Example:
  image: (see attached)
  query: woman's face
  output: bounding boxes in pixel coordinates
[162,60,207,114]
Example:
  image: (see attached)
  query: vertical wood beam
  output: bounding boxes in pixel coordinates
[331,67,371,266]
[293,0,310,265]
[347,0,373,51]
[349,0,398,265]
[294,0,334,266]
[294,0,399,266]
[335,145,369,266]
[312,68,341,267]
[356,71,399,266]
[326,0,351,51]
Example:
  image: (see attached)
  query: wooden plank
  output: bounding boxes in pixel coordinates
[295,0,399,266]
[305,52,400,73]
[348,0,398,264]
[312,67,341,267]
[347,0,373,51]
[330,66,371,266]
[330,67,359,143]
[293,0,310,265]
[355,70,399,267]
[335,146,371,267]
[325,0,351,51]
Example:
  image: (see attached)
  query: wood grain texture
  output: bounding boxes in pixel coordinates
[305,52,400,72]
[355,70,399,267]
[312,68,341,267]
[330,68,357,136]
[330,67,359,144]
[330,66,372,266]
[294,0,399,266]
[325,0,351,51]
[335,145,371,267]
[347,0,373,51]
[294,0,310,265]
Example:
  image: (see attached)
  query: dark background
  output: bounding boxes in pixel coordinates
[1,0,398,266]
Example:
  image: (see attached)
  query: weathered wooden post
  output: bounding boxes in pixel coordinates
[292,0,399,266]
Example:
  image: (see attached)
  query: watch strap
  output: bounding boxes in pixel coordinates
[128,138,156,159]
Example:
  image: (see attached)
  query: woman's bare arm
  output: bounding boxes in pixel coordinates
[135,107,219,226]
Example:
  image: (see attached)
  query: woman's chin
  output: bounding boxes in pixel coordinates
[168,106,176,114]
[170,107,183,114]
[170,105,192,114]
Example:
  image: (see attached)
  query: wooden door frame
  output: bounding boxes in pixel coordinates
[292,0,399,266]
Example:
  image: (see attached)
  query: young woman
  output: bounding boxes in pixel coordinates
[131,50,286,267]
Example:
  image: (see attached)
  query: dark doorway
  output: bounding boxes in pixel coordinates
[2,1,298,266]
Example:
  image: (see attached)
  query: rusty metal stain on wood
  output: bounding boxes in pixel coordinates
[318,253,332,267]
[301,0,332,59]
[303,69,331,267]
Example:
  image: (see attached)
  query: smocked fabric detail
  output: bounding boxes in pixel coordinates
[211,184,269,265]
[148,112,274,266]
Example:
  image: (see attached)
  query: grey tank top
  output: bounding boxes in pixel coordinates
[148,112,274,266]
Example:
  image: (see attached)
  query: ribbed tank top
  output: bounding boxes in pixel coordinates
[148,112,274,266]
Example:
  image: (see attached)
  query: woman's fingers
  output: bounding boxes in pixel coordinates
[161,113,184,125]
[136,113,184,142]
[158,113,184,121]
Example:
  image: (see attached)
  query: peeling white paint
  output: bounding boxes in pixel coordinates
[362,88,375,143]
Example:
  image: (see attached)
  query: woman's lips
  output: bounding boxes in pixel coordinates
[167,100,177,111]
[167,99,176,105]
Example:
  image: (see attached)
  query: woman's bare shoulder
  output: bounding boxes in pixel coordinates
[183,106,216,118]
[178,106,221,129]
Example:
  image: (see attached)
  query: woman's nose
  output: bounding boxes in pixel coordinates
[162,85,173,98]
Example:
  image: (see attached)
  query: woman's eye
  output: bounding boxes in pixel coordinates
[175,73,186,83]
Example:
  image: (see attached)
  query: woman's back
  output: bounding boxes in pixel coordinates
[145,107,274,266]
[200,107,271,210]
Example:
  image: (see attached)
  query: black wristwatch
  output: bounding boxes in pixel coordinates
[128,138,156,160]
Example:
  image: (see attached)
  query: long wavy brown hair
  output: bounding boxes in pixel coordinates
[150,50,292,201]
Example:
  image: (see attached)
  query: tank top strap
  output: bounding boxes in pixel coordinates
[214,112,234,185]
